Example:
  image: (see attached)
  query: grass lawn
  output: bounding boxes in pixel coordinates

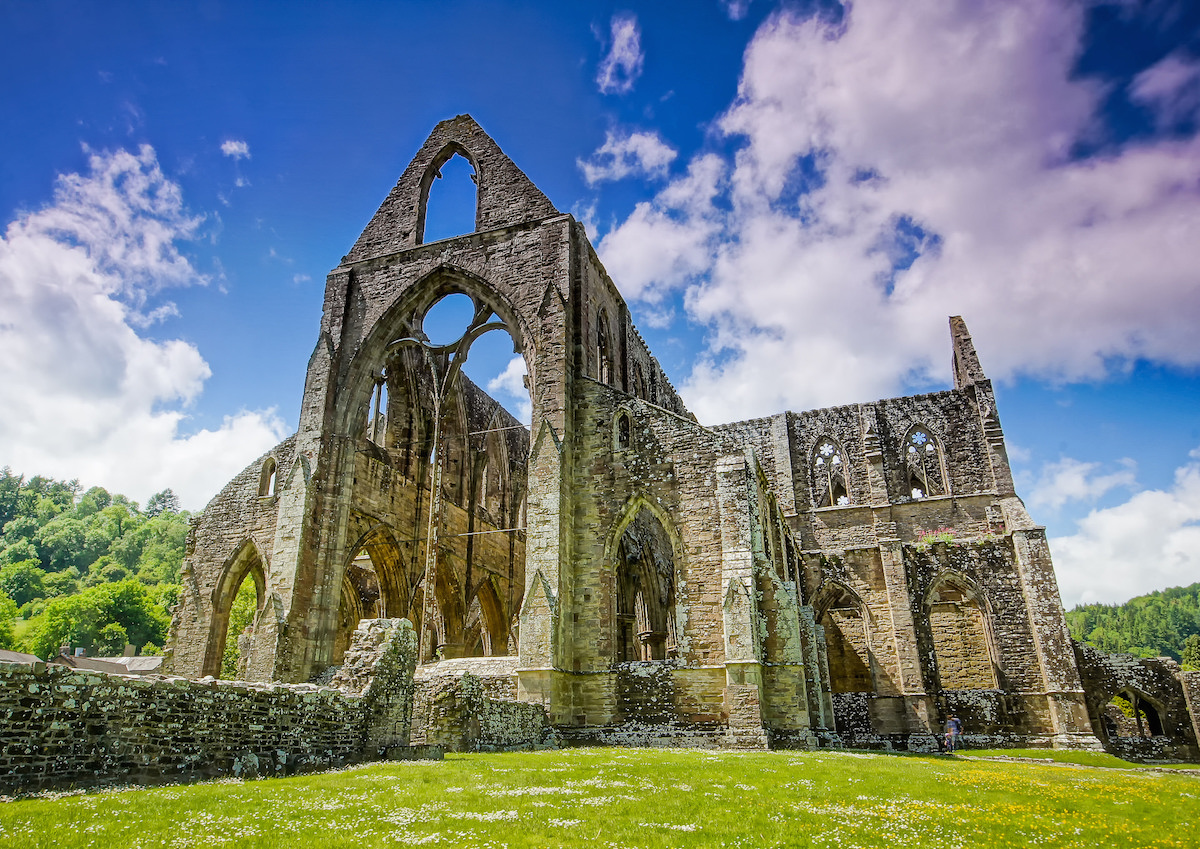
[2,747,1197,848]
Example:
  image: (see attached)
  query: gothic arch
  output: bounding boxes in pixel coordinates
[203,538,268,678]
[811,436,850,507]
[414,142,480,245]
[345,523,411,623]
[604,495,684,663]
[904,424,948,498]
[332,264,533,440]
[923,571,998,690]
[813,580,876,694]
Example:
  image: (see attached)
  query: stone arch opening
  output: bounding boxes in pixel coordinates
[1102,688,1166,740]
[416,145,478,245]
[925,573,997,690]
[814,582,876,693]
[610,501,680,663]
[337,270,532,667]
[905,425,947,499]
[258,458,277,497]
[812,437,849,507]
[204,539,267,678]
[615,409,631,450]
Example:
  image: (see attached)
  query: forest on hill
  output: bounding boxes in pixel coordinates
[0,468,185,660]
[1065,582,1200,668]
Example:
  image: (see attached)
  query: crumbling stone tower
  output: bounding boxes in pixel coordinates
[169,115,1100,750]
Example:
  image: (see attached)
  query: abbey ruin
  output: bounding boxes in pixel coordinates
[143,115,1199,762]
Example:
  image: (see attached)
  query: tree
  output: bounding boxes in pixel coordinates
[1183,634,1200,671]
[145,489,181,518]
[0,590,16,650]
[24,579,169,659]
[95,622,129,656]
[0,561,46,606]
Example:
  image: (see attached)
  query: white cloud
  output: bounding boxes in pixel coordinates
[0,145,285,511]
[578,129,678,186]
[596,12,644,95]
[1131,51,1200,129]
[220,139,251,160]
[1027,456,1137,512]
[1050,448,1200,607]
[486,356,532,425]
[720,0,753,21]
[597,0,1200,424]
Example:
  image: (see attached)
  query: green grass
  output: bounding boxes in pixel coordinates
[3,748,1198,848]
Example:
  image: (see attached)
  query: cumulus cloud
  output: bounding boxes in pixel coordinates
[578,129,678,186]
[0,145,285,510]
[487,356,532,425]
[1050,448,1200,606]
[1027,456,1138,512]
[220,139,250,159]
[596,12,644,95]
[1131,51,1200,129]
[597,0,1200,423]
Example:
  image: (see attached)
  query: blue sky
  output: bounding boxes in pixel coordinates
[2,0,1199,607]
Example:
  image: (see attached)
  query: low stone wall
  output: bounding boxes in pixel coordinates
[411,670,555,752]
[0,619,419,794]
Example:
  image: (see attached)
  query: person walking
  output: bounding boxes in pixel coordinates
[944,714,963,752]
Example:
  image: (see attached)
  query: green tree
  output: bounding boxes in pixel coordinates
[1182,634,1200,671]
[24,579,169,659]
[0,468,21,530]
[34,517,87,572]
[144,489,181,518]
[221,579,259,678]
[95,622,129,656]
[0,561,46,606]
[0,589,17,650]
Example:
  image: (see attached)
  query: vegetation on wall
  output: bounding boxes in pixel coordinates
[0,468,185,658]
[1066,582,1200,666]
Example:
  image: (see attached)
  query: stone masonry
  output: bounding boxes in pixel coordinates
[162,114,1198,759]
[0,619,420,793]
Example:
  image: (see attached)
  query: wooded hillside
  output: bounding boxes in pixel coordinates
[1066,582,1200,668]
[0,468,185,659]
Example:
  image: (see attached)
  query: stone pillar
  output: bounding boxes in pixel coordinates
[1010,527,1100,747]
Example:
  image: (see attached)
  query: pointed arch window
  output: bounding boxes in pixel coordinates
[906,426,946,498]
[258,458,277,497]
[812,437,850,507]
[597,310,613,384]
[615,410,631,450]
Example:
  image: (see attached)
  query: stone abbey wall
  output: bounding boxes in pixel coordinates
[1,619,422,793]
[159,114,1200,763]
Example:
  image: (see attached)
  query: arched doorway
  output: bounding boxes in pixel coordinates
[614,506,678,663]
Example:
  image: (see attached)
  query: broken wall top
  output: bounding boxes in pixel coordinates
[344,115,560,264]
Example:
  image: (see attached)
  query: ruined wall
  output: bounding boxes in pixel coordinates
[0,619,418,793]
[410,671,554,752]
[168,436,297,679]
[1073,642,1199,761]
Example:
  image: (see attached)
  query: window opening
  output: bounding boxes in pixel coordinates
[812,438,850,507]
[220,573,262,679]
[421,152,477,244]
[259,458,277,497]
[906,427,946,499]
[616,508,676,662]
[616,411,631,450]
[597,310,612,384]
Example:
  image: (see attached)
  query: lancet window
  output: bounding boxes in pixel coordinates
[906,426,946,499]
[812,437,850,507]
